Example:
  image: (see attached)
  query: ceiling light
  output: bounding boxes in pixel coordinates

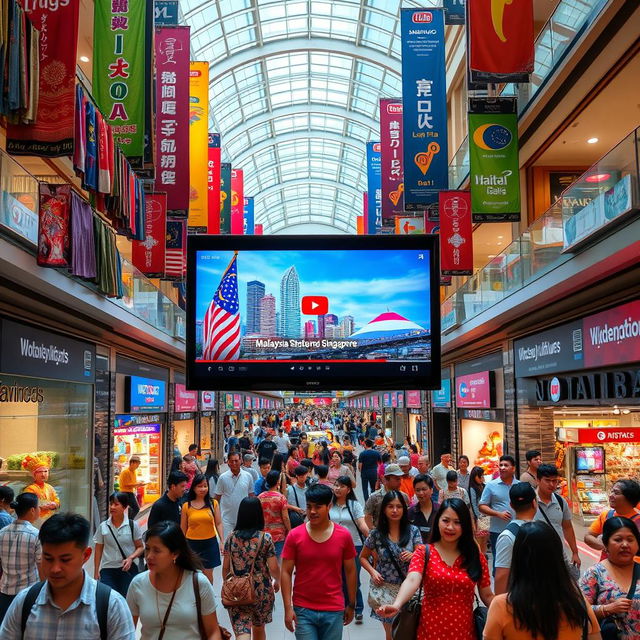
[613,408,621,415]
[587,137,599,144]
[497,235,504,239]
[622,409,631,415]
[585,173,611,183]
[488,254,496,258]
[80,56,90,62]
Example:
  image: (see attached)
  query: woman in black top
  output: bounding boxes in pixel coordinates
[407,473,438,543]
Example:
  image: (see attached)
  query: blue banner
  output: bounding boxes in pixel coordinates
[444,0,465,25]
[366,142,382,234]
[401,8,448,211]
[243,197,255,235]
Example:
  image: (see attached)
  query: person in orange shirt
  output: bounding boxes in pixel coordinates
[22,453,59,522]
[397,457,416,500]
[118,455,145,518]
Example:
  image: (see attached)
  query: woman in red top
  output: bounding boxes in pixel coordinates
[258,470,291,558]
[378,498,494,639]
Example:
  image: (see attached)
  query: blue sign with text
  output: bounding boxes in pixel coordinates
[444,0,465,25]
[432,378,451,407]
[127,376,167,412]
[401,8,448,210]
[243,197,255,235]
[366,142,382,234]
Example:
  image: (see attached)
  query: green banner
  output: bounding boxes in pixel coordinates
[220,162,232,234]
[469,99,520,222]
[93,0,146,159]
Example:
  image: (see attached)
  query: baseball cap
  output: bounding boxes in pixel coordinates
[243,453,255,461]
[384,463,404,477]
[509,482,536,508]
[397,456,411,466]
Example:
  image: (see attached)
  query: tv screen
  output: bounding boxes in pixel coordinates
[186,234,440,391]
[574,446,605,474]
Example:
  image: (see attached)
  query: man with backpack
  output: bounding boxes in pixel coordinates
[0,512,134,639]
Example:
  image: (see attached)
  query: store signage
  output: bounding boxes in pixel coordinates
[188,62,210,230]
[396,392,405,408]
[383,392,392,408]
[432,378,452,407]
[391,392,398,408]
[400,8,448,210]
[444,0,465,25]
[243,197,255,235]
[379,99,404,220]
[441,298,458,333]
[0,192,38,246]
[0,381,44,403]
[439,191,473,275]
[207,133,221,233]
[155,0,179,25]
[0,319,95,383]
[406,390,421,408]
[127,376,167,412]
[200,391,216,410]
[366,142,382,234]
[461,409,501,421]
[230,169,244,234]
[115,414,162,427]
[233,394,242,410]
[114,423,160,435]
[132,193,167,277]
[578,428,640,444]
[220,163,232,234]
[456,371,494,408]
[175,383,197,412]
[224,393,234,410]
[395,217,424,234]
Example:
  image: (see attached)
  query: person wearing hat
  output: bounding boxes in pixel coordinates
[397,457,417,500]
[364,463,410,529]
[242,452,259,482]
[22,454,59,522]
[118,456,145,519]
[493,482,538,595]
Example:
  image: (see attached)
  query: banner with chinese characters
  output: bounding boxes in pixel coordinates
[439,191,473,275]
[188,61,209,230]
[401,8,448,211]
[379,99,404,220]
[366,142,382,235]
[243,197,255,234]
[220,162,232,233]
[207,133,221,234]
[230,169,244,234]
[6,1,80,157]
[93,0,146,159]
[469,98,520,221]
[469,0,534,83]
[165,217,186,279]
[154,26,190,216]
[132,193,167,277]
[444,0,465,25]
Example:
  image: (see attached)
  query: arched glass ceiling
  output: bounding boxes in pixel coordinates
[179,0,436,233]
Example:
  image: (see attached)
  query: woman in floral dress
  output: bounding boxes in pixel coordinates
[223,497,280,640]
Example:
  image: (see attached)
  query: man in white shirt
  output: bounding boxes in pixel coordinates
[274,428,291,458]
[215,452,255,538]
[430,452,453,502]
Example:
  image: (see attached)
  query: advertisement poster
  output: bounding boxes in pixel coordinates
[366,142,382,234]
[461,420,504,477]
[132,194,167,277]
[127,376,167,412]
[230,169,244,234]
[93,0,145,158]
[432,379,452,407]
[407,390,421,408]
[207,134,221,234]
[233,394,242,410]
[175,383,198,412]
[220,163,232,233]
[243,197,255,235]
[456,371,494,408]
[200,391,216,410]
[224,393,234,410]
[380,99,404,220]
[165,218,186,278]
[401,8,448,210]
[439,191,473,275]
[188,62,209,230]
[395,217,425,235]
[154,26,190,216]
[244,396,251,410]
[252,397,259,409]
[469,98,520,222]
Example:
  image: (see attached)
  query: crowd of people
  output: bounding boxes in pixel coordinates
[1,409,640,639]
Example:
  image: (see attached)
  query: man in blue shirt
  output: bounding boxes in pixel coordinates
[0,486,15,529]
[478,455,520,575]
[254,458,272,495]
[357,439,381,502]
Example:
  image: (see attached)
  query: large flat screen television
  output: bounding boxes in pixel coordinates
[186,234,441,391]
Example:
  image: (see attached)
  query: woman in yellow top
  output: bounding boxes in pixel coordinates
[180,472,224,583]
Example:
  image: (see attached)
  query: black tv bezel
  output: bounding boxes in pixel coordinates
[186,234,441,391]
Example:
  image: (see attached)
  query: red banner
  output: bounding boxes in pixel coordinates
[254,224,263,235]
[469,0,534,81]
[154,26,191,215]
[379,99,404,220]
[439,191,473,275]
[6,1,80,157]
[207,134,221,234]
[362,192,369,234]
[132,194,167,277]
[230,169,244,234]
[578,428,640,444]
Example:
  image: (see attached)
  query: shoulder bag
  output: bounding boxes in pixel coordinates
[473,593,488,638]
[367,534,407,610]
[600,561,640,640]
[106,523,140,576]
[288,487,305,529]
[391,544,430,639]
[221,533,264,607]
[345,500,367,546]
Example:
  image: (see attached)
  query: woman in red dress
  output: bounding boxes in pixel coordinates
[378,497,494,639]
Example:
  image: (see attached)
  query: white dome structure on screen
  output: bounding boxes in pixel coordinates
[351,312,428,341]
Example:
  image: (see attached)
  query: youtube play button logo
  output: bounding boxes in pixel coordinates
[301,296,328,315]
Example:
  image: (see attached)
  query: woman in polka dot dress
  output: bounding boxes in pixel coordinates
[378,498,494,640]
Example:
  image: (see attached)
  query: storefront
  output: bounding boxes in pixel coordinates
[223,393,243,436]
[0,318,95,520]
[406,390,423,446]
[200,391,217,460]
[431,373,452,462]
[173,378,198,457]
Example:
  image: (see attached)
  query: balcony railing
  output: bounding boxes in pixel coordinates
[0,149,186,341]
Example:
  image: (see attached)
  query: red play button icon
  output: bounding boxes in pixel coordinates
[301,296,328,315]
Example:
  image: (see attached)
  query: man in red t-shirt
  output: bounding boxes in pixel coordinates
[281,484,356,639]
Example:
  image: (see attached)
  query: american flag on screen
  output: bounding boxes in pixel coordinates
[202,253,240,360]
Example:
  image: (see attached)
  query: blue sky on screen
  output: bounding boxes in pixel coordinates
[195,249,432,332]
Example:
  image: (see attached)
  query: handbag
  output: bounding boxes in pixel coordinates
[193,571,231,640]
[221,533,264,607]
[391,544,430,639]
[367,534,408,611]
[473,594,488,638]
[288,486,305,529]
[106,523,140,575]
[600,562,640,640]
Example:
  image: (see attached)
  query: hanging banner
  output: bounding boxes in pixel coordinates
[188,61,209,230]
[142,0,155,173]
[444,0,466,25]
[230,169,244,234]
[243,197,255,235]
[165,217,186,279]
[469,98,520,222]
[439,191,473,275]
[356,216,365,235]
[6,1,80,157]
[395,217,425,235]
[38,184,71,268]
[207,133,221,234]
[362,192,369,234]
[154,26,190,216]
[366,142,382,235]
[132,193,167,277]
[379,99,404,220]
[401,8,448,211]
[220,162,232,233]
[254,224,263,235]
[468,0,534,83]
[154,0,180,26]
[93,0,146,158]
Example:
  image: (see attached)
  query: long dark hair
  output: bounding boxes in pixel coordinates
[469,466,485,500]
[271,452,284,473]
[430,498,481,582]
[204,459,220,482]
[377,490,411,547]
[169,456,183,473]
[234,497,264,540]
[144,521,203,571]
[186,473,213,507]
[508,521,586,638]
[317,443,330,465]
[333,475,357,502]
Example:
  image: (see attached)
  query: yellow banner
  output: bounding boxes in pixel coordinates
[189,62,209,228]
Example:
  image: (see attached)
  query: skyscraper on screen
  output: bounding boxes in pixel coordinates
[246,280,265,334]
[259,294,277,336]
[280,266,301,338]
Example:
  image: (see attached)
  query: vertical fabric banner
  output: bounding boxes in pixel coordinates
[366,142,382,235]
[230,169,244,234]
[469,98,520,221]
[93,0,146,158]
[188,61,209,230]
[254,224,263,235]
[220,162,232,233]
[6,2,80,157]
[243,197,255,235]
[362,192,369,234]
[444,0,466,25]
[132,193,167,277]
[379,99,404,220]
[439,191,473,275]
[165,217,186,279]
[155,26,190,216]
[469,0,534,83]
[142,0,155,171]
[401,8,448,211]
[207,133,221,234]
[356,216,364,235]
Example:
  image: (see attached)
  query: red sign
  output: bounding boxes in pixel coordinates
[439,191,473,275]
[456,371,493,408]
[132,194,167,276]
[233,394,242,410]
[362,192,369,233]
[175,383,197,412]
[254,224,263,235]
[207,135,221,234]
[578,428,640,444]
[583,300,640,368]
[200,391,216,410]
[230,169,244,234]
[154,26,191,215]
[406,390,421,408]
[301,296,329,316]
[379,99,404,220]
